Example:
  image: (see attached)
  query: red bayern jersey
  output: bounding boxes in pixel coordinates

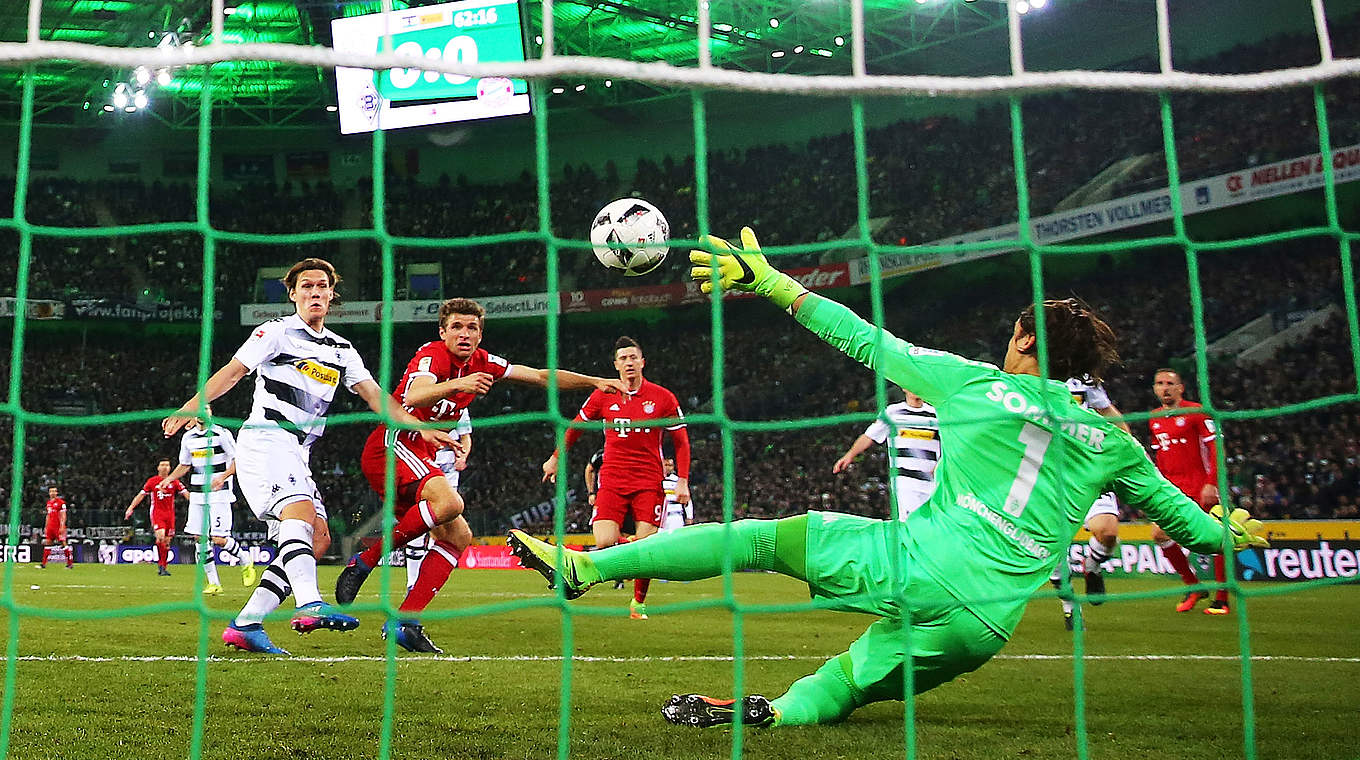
[1148,399,1218,498]
[389,342,511,443]
[142,476,185,513]
[45,497,66,518]
[576,379,684,489]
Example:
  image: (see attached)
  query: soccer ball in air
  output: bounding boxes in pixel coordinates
[589,198,670,276]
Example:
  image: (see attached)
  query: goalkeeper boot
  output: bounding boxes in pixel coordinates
[1204,599,1231,616]
[291,601,360,634]
[203,583,223,596]
[382,619,443,654]
[1083,570,1106,606]
[662,694,775,728]
[335,554,373,605]
[223,623,289,655]
[630,600,649,620]
[508,530,597,600]
[1175,590,1207,613]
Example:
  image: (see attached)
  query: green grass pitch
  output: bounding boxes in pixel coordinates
[1,563,1355,760]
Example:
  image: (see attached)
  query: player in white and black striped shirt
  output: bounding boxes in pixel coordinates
[163,258,454,656]
[833,388,939,520]
[163,409,257,594]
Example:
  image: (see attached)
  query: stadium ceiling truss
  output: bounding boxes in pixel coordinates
[0,0,1154,129]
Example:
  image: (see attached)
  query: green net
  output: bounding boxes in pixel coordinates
[2,2,1360,759]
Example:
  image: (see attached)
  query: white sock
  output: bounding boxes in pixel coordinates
[1085,536,1114,574]
[234,560,291,626]
[1060,597,1075,614]
[405,553,423,593]
[277,519,321,607]
[221,535,248,564]
[199,544,221,586]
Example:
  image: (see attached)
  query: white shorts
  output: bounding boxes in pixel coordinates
[892,478,934,522]
[434,450,460,489]
[185,501,233,537]
[1083,492,1119,524]
[237,429,325,523]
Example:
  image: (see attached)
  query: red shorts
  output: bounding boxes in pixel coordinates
[44,517,64,543]
[151,509,175,536]
[591,485,664,528]
[1170,479,1215,508]
[361,427,442,512]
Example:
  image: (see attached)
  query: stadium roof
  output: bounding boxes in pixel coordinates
[0,0,1353,129]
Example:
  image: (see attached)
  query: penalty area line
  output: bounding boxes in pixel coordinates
[12,653,1360,665]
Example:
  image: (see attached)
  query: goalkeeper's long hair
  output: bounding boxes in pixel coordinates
[1016,298,1120,385]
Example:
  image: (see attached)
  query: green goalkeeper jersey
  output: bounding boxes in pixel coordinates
[795,294,1226,637]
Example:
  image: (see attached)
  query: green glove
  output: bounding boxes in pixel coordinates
[1209,505,1270,550]
[688,227,808,310]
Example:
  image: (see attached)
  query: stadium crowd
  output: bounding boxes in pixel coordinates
[1,15,1358,545]
[1,231,1355,542]
[2,13,1358,307]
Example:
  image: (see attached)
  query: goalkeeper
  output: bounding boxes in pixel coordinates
[509,227,1267,729]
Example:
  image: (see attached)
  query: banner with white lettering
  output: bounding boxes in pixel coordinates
[240,292,556,325]
[1234,540,1360,583]
[851,142,1360,285]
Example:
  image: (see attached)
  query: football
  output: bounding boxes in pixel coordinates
[589,197,670,276]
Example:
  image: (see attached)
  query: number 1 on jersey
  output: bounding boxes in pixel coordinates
[1004,423,1053,517]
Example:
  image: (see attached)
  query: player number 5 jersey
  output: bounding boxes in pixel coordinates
[178,424,237,505]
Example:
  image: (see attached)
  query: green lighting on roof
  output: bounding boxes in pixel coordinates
[49,28,105,41]
[340,0,411,17]
[70,1,137,13]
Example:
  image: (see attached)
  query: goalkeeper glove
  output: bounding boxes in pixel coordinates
[688,227,808,310]
[1209,505,1270,550]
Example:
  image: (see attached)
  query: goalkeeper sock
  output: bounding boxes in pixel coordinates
[1158,539,1199,585]
[589,520,781,583]
[198,543,221,586]
[771,654,861,726]
[358,501,438,569]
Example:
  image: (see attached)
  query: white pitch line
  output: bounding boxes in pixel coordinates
[9,653,1360,665]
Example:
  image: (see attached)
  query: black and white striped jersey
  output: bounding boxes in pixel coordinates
[233,314,374,447]
[864,400,940,517]
[178,423,237,505]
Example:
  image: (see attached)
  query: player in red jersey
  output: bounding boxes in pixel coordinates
[336,297,625,652]
[542,336,691,620]
[124,458,188,576]
[41,486,72,569]
[1147,368,1228,614]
